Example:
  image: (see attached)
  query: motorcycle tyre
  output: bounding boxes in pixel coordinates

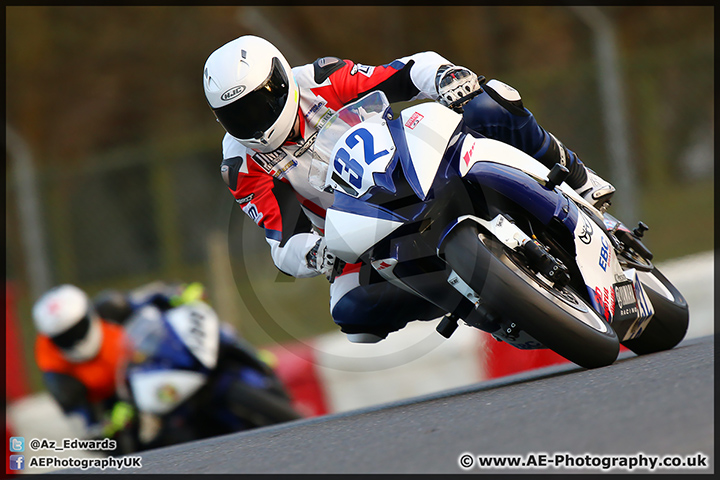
[620,267,689,355]
[225,381,302,428]
[442,222,620,369]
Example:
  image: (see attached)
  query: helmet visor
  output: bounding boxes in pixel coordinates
[214,57,289,141]
[50,313,91,350]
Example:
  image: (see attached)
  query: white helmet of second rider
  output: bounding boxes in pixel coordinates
[32,284,103,362]
[203,35,299,153]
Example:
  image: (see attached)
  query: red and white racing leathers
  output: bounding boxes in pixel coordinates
[220,52,450,276]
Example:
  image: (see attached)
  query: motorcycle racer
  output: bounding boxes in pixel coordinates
[32,284,135,448]
[203,35,616,343]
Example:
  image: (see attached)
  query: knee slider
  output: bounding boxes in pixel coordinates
[463,79,530,134]
[346,333,385,344]
[483,79,528,117]
[331,293,395,340]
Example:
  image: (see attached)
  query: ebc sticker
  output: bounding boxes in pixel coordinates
[598,235,610,271]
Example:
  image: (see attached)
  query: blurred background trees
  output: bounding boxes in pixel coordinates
[6,6,713,389]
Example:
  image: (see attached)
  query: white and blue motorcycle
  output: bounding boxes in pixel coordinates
[309,91,689,369]
[116,299,301,450]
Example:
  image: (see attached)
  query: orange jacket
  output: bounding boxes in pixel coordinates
[35,320,126,403]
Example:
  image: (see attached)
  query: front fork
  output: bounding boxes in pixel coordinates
[444,214,570,291]
[434,214,569,342]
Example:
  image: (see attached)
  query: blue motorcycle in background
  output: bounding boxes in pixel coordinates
[115,296,301,451]
[309,90,689,369]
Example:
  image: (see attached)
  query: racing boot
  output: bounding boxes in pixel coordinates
[537,133,615,210]
[575,167,616,210]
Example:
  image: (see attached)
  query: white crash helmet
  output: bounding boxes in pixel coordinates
[203,35,299,153]
[32,284,103,362]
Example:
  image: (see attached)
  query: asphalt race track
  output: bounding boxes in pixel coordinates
[63,334,715,475]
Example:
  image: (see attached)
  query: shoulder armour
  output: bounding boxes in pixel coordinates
[220,156,244,190]
[313,56,347,84]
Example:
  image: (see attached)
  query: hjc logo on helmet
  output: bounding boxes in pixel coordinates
[221,85,246,101]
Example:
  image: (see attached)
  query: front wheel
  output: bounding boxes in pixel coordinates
[225,380,303,428]
[441,221,619,369]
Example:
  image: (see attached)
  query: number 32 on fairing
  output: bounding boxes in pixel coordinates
[331,122,395,197]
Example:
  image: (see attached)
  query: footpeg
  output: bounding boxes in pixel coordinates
[545,163,570,190]
[436,314,459,338]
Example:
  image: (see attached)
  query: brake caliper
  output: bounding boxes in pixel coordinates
[474,213,571,288]
[521,239,571,288]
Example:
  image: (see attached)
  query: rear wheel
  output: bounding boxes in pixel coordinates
[621,267,689,355]
[441,221,619,369]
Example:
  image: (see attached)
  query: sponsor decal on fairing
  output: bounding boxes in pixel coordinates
[614,279,639,318]
[578,215,594,244]
[598,235,610,271]
[462,141,476,168]
[404,112,424,130]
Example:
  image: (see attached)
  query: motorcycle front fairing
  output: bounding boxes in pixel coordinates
[323,99,467,261]
[122,303,219,416]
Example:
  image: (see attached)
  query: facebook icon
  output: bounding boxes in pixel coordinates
[9,455,25,471]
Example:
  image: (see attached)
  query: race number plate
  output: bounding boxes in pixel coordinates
[620,270,656,341]
[328,120,395,197]
[613,279,639,319]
